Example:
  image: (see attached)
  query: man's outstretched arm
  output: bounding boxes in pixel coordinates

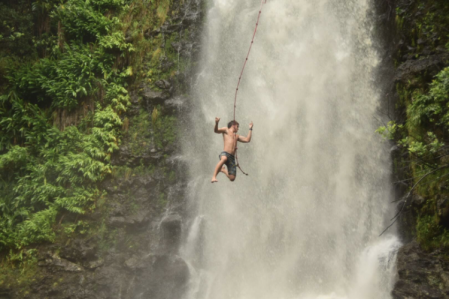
[238,121,253,143]
[214,117,227,134]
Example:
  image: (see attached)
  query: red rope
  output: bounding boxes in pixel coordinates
[233,0,267,176]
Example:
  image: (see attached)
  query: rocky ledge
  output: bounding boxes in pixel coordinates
[392,241,449,299]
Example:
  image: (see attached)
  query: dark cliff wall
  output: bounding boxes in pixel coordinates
[379,0,449,298]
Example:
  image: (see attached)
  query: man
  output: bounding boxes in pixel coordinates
[211,117,253,183]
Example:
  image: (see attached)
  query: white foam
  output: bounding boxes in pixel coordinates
[181,0,398,298]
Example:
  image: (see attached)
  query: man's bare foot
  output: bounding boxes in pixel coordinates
[211,177,218,183]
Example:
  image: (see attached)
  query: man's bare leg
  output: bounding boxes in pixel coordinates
[220,166,229,177]
[211,157,227,183]
[220,166,235,182]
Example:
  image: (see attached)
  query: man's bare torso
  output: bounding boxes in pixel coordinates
[222,128,238,155]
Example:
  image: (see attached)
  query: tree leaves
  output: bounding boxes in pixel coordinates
[0,0,133,251]
[0,123,119,249]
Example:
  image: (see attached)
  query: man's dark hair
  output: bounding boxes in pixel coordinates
[227,120,239,128]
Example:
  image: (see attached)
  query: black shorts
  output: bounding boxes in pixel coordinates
[219,151,237,176]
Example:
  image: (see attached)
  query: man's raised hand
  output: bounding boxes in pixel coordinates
[249,121,253,129]
[215,117,220,123]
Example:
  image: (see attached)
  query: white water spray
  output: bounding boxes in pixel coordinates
[181,0,400,298]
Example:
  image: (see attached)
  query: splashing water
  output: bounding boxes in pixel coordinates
[181,0,400,298]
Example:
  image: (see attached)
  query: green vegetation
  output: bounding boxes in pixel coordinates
[394,1,449,59]
[127,109,152,155]
[0,248,39,296]
[0,0,185,258]
[379,65,449,249]
[378,0,449,250]
[0,0,133,252]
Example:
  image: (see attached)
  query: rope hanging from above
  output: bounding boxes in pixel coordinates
[233,0,267,176]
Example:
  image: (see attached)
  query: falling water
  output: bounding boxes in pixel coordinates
[181,0,400,298]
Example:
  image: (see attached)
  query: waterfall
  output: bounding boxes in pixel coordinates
[181,0,400,298]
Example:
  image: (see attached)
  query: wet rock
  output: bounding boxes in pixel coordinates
[141,255,190,299]
[392,242,449,299]
[144,29,160,38]
[125,255,147,270]
[436,46,447,53]
[161,214,182,253]
[125,35,133,43]
[109,216,133,227]
[101,179,120,194]
[109,209,151,229]
[39,252,84,272]
[126,91,141,117]
[160,57,174,72]
[84,259,104,270]
[142,86,169,104]
[411,194,425,207]
[395,54,449,84]
[111,144,164,166]
[164,95,188,114]
[128,209,151,225]
[170,41,182,52]
[94,266,124,287]
[0,288,11,299]
[59,239,97,262]
[155,79,171,90]
[129,91,139,104]
[181,12,199,26]
[161,214,182,234]
[110,201,126,216]
[437,196,449,227]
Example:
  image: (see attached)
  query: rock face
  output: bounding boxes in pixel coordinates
[394,54,449,84]
[13,166,191,298]
[38,252,84,272]
[161,214,183,253]
[381,0,449,297]
[392,242,449,299]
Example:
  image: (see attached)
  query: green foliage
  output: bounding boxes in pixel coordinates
[0,0,134,251]
[0,122,119,249]
[52,0,124,41]
[414,3,449,46]
[62,220,90,235]
[154,113,177,149]
[408,67,449,128]
[156,0,170,25]
[99,31,134,52]
[95,218,119,255]
[126,107,177,156]
[0,96,51,150]
[399,68,449,166]
[375,121,401,140]
[395,7,405,31]
[404,132,444,157]
[378,67,449,167]
[0,0,182,258]
[127,109,151,155]
[8,44,99,109]
[382,2,449,246]
[417,214,449,250]
[0,1,36,57]
[0,248,39,295]
[393,0,449,65]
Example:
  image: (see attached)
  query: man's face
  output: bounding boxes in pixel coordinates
[233,124,239,132]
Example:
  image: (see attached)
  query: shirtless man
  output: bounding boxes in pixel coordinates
[211,117,253,183]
